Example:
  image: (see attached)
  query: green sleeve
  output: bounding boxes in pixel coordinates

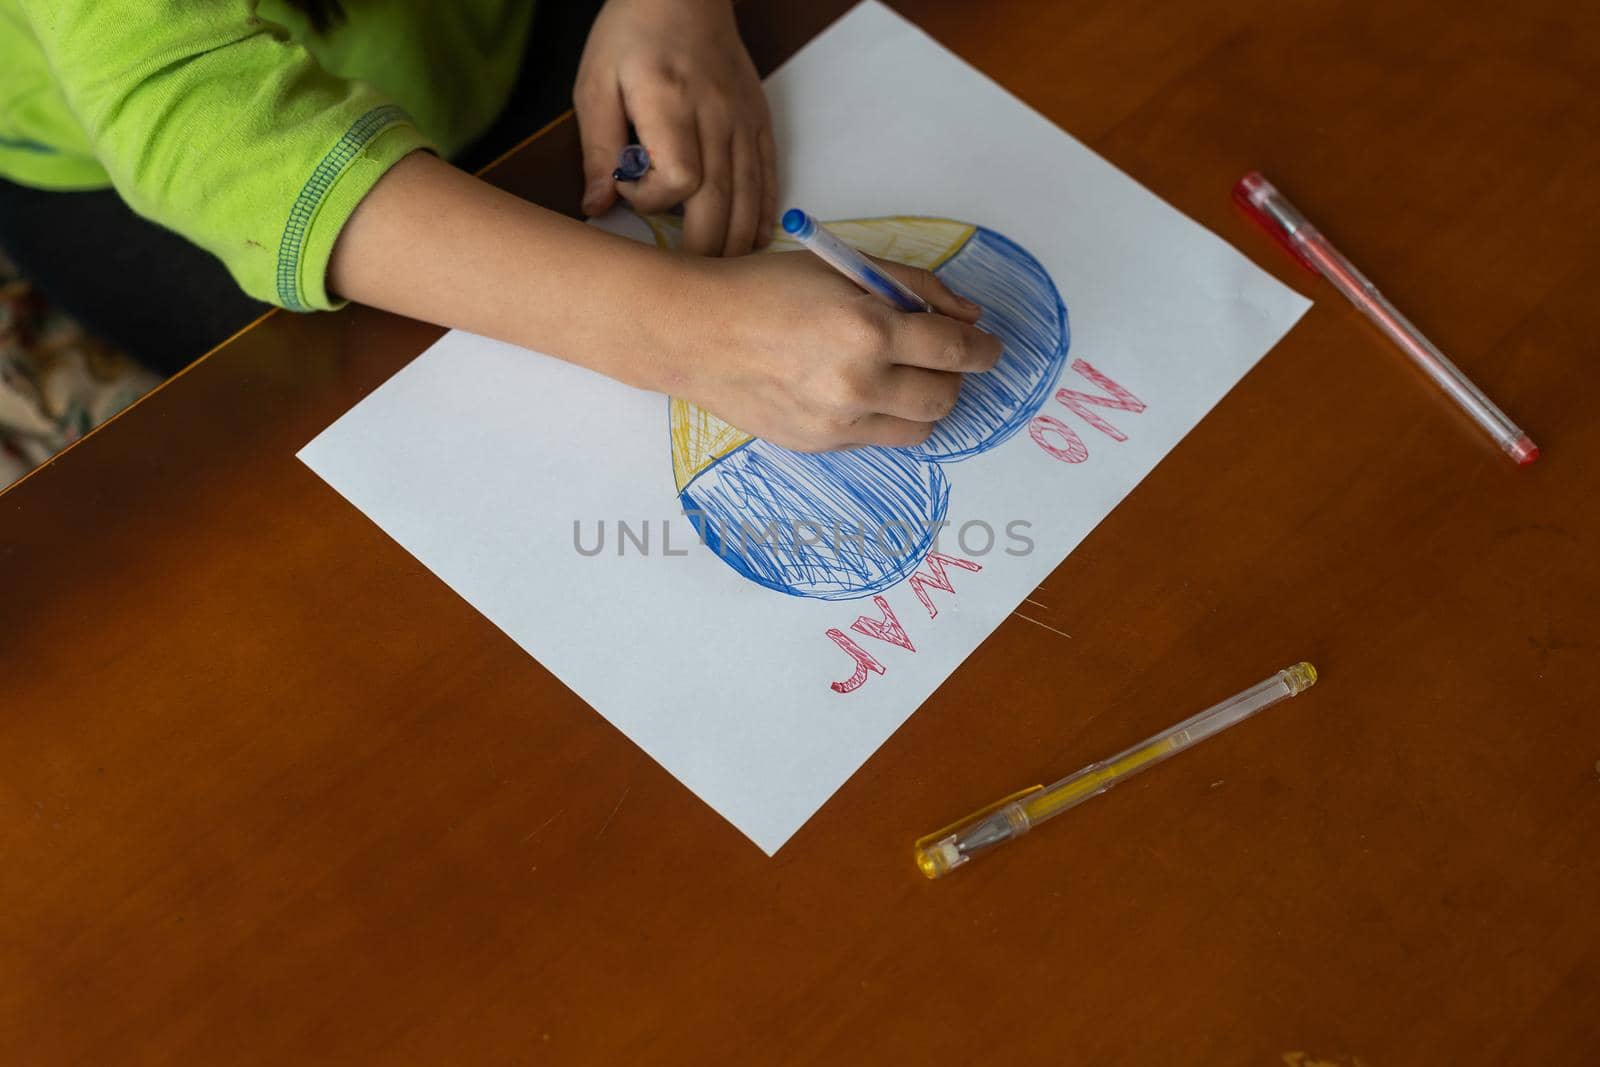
[16,1,435,311]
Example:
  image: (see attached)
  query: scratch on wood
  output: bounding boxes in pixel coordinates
[1012,612,1072,640]
[520,810,563,844]
[597,786,631,839]
[1283,1052,1369,1067]
[1023,596,1050,610]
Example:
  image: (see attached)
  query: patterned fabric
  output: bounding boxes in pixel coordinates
[0,254,159,488]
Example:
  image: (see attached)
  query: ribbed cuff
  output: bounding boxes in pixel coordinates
[274,106,433,312]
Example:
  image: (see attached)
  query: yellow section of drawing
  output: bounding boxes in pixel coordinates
[671,397,754,489]
[765,216,976,271]
[640,214,975,271]
[642,214,980,492]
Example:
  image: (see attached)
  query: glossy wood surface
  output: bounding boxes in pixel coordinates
[4,1,1597,1062]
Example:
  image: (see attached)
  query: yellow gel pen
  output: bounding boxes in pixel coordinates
[915,662,1319,879]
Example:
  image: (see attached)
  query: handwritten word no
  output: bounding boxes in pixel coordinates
[1027,358,1146,462]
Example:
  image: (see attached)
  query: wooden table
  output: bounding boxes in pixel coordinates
[5,1,1597,1062]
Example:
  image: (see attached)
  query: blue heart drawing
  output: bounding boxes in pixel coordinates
[655,216,1069,600]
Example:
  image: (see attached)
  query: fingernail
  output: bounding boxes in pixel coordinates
[954,292,981,312]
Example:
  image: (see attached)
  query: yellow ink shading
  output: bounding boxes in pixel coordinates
[670,397,753,489]
[764,216,976,272]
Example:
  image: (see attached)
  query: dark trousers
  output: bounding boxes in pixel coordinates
[0,0,603,378]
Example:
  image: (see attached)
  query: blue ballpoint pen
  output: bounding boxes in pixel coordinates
[780,208,932,313]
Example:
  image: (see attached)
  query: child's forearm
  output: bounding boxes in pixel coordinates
[327,148,1003,454]
[327,149,704,394]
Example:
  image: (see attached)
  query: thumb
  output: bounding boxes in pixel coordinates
[574,79,629,217]
[869,255,984,322]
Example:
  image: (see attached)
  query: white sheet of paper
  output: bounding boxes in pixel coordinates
[298,0,1309,854]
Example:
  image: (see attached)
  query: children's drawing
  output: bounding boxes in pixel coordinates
[642,215,1070,600]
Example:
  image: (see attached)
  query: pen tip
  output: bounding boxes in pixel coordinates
[1510,435,1540,466]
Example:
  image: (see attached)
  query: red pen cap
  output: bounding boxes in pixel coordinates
[1233,171,1319,274]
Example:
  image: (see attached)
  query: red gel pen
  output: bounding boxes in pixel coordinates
[1233,171,1539,466]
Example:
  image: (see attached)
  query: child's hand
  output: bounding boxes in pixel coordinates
[575,0,776,257]
[676,252,1002,452]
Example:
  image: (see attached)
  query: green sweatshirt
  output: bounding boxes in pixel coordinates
[0,1,534,310]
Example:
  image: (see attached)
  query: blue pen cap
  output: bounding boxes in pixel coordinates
[612,144,652,182]
[781,208,815,239]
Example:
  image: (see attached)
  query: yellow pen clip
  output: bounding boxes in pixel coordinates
[914,784,1044,879]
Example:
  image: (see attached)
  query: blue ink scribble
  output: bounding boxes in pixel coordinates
[681,441,947,600]
[905,226,1069,460]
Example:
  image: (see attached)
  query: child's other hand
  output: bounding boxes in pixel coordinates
[575,0,776,257]
[676,252,1001,453]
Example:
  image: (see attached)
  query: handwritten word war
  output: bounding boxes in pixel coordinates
[826,553,983,693]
